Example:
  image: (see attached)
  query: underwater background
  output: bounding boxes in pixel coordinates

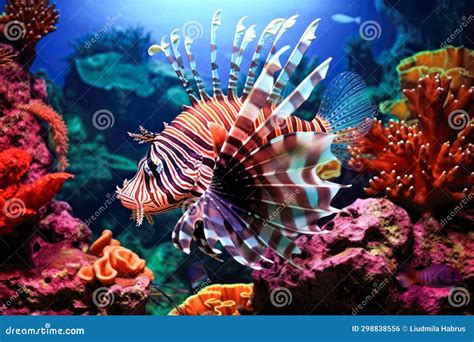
[0,0,472,315]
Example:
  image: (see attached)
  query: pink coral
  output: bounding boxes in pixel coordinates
[252,198,471,315]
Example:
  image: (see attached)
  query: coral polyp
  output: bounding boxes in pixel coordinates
[350,75,473,212]
[0,0,59,64]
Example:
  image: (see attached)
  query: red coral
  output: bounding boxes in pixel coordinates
[21,100,69,171]
[350,75,473,212]
[0,147,73,235]
[0,0,59,65]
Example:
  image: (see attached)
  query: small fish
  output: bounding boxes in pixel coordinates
[187,262,210,291]
[397,264,463,288]
[117,10,374,269]
[331,14,361,24]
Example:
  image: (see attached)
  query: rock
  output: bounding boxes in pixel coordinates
[252,198,472,315]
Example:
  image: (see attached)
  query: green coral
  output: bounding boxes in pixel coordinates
[75,52,155,97]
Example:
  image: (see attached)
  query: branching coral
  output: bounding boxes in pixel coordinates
[169,284,253,316]
[0,0,59,65]
[78,230,154,286]
[0,45,16,65]
[0,148,73,235]
[350,74,473,212]
[21,99,69,171]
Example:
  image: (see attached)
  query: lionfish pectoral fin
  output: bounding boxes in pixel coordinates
[208,122,227,158]
[316,72,375,167]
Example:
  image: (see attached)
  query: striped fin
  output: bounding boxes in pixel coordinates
[148,36,198,104]
[184,37,210,101]
[218,46,290,168]
[263,15,298,68]
[224,57,331,174]
[210,9,224,98]
[228,24,257,97]
[227,16,248,95]
[268,18,320,104]
[242,18,285,98]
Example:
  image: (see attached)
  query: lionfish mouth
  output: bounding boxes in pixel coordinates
[116,179,179,226]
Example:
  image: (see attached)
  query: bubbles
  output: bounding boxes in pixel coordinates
[359,20,382,41]
[3,198,26,219]
[448,109,470,130]
[182,21,204,40]
[92,109,115,130]
[270,287,293,308]
[3,21,26,41]
[448,287,470,308]
[92,287,115,308]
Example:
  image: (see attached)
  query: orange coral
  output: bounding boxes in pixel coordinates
[0,148,73,234]
[350,75,473,212]
[397,46,474,91]
[169,284,253,316]
[78,230,154,286]
[381,47,474,120]
[0,0,59,65]
[21,100,69,171]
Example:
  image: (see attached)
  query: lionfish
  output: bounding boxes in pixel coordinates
[116,10,374,268]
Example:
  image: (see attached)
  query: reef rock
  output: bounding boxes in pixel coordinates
[252,198,472,315]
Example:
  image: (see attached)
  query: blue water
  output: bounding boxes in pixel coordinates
[27,0,396,86]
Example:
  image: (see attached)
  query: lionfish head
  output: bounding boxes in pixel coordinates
[116,141,201,226]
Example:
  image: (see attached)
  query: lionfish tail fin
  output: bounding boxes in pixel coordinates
[315,72,375,167]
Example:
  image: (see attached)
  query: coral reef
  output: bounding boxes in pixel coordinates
[78,230,154,286]
[252,198,472,315]
[381,47,474,119]
[397,46,474,91]
[0,201,91,314]
[349,75,473,212]
[0,147,72,235]
[0,45,16,65]
[169,284,253,316]
[75,52,155,97]
[21,100,69,171]
[0,0,59,65]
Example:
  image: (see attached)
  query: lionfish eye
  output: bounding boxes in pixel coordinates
[146,157,163,175]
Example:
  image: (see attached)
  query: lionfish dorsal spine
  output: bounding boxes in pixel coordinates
[183,36,211,101]
[242,17,285,99]
[210,9,224,98]
[268,18,321,104]
[228,24,257,97]
[227,16,248,96]
[148,35,198,104]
